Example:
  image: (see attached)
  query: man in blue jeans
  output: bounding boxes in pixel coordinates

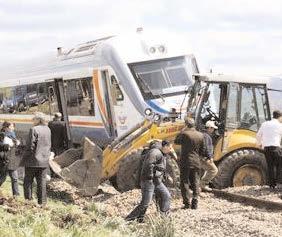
[125,140,172,222]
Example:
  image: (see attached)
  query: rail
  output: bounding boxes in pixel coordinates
[212,189,282,211]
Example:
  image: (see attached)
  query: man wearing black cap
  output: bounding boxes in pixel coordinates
[257,110,282,189]
[175,117,205,209]
[125,140,172,222]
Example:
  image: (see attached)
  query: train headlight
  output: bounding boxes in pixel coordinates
[149,47,156,54]
[153,113,161,122]
[158,45,166,53]
[144,108,153,116]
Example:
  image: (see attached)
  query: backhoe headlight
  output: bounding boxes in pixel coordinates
[144,108,153,116]
[153,113,161,122]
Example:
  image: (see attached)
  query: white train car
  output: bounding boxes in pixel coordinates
[0,33,199,147]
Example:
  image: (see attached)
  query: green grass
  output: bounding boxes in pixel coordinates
[0,180,175,237]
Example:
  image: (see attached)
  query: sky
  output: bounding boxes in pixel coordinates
[0,0,282,76]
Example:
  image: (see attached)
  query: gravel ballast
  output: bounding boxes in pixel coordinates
[98,185,282,237]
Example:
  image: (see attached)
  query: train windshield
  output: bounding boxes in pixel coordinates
[129,56,196,99]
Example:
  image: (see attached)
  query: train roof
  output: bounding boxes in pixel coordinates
[0,33,193,88]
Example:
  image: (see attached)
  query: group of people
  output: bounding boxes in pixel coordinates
[126,117,219,222]
[1,109,281,218]
[126,110,282,223]
[0,112,67,206]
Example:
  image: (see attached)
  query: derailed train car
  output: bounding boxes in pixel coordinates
[0,33,199,147]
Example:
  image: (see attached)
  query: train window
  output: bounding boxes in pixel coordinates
[65,78,94,116]
[36,83,49,114]
[47,84,59,114]
[0,87,17,114]
[110,75,124,105]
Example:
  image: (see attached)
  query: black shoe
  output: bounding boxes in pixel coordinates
[191,199,198,210]
[137,217,144,223]
[269,184,276,189]
[181,204,190,209]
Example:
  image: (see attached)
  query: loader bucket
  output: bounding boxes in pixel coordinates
[49,137,103,196]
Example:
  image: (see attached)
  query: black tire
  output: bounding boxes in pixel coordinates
[115,151,143,192]
[18,102,25,112]
[213,149,268,189]
[115,151,180,193]
[165,158,180,188]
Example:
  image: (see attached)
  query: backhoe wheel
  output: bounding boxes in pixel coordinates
[115,151,143,192]
[164,158,180,196]
[115,152,180,193]
[164,158,180,188]
[213,149,268,189]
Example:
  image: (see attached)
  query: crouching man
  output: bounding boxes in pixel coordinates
[125,140,172,222]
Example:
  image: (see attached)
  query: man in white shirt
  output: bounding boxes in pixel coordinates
[257,110,282,188]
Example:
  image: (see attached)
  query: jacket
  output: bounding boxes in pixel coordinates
[3,133,21,170]
[23,125,51,168]
[203,132,214,160]
[140,143,166,182]
[48,120,67,154]
[175,127,205,169]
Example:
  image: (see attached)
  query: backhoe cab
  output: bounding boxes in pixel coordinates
[188,74,271,188]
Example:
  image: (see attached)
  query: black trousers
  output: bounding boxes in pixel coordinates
[264,146,282,187]
[180,166,200,205]
[24,167,47,204]
[0,169,20,196]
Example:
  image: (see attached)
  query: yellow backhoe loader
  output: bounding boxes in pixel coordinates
[50,73,277,195]
[188,74,272,188]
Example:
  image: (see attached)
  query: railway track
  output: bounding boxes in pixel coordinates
[212,188,282,211]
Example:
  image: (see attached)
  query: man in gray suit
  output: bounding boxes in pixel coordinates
[23,112,51,206]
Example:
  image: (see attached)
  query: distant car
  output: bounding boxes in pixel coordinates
[2,98,16,113]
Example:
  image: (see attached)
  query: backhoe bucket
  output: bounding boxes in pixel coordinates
[49,137,103,196]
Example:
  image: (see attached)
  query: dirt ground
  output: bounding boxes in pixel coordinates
[4,180,280,237]
[94,184,282,237]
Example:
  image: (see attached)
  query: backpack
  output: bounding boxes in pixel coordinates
[0,143,9,167]
[136,147,151,187]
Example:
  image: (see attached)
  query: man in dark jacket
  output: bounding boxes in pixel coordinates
[125,140,172,222]
[48,112,68,156]
[23,112,51,206]
[175,117,205,209]
[0,122,21,197]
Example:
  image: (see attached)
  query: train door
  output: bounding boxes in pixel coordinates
[106,68,142,136]
[98,68,139,138]
[46,78,72,148]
